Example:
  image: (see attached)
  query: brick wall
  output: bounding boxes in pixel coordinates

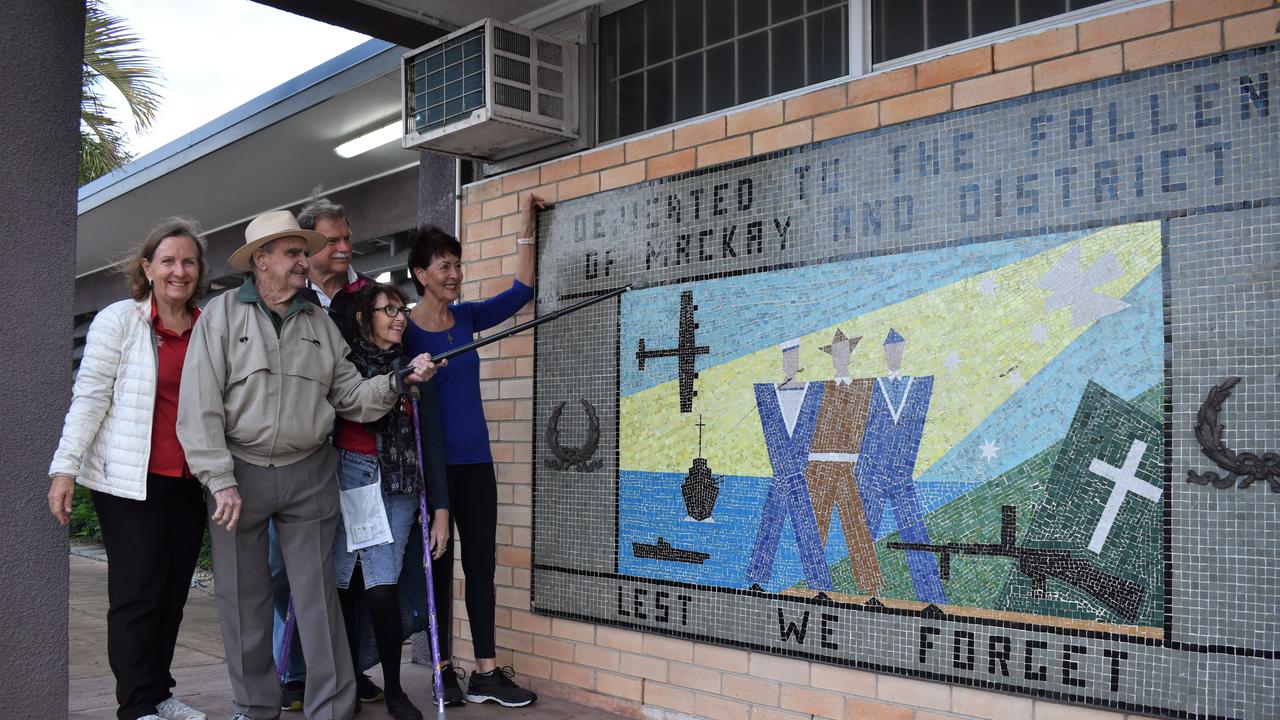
[449,2,1280,718]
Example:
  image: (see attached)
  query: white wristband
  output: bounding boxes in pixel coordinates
[516,237,534,245]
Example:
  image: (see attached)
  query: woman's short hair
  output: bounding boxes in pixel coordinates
[122,218,209,307]
[350,282,408,343]
[406,225,462,295]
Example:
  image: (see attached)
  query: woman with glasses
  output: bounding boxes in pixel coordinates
[402,194,543,708]
[330,282,450,720]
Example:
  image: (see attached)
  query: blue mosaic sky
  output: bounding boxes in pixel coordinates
[621,230,1088,397]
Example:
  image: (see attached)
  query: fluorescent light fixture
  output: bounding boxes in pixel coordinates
[334,121,400,158]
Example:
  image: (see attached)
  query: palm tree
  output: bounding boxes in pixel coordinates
[80,0,162,184]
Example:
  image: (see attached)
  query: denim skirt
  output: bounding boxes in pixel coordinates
[332,448,420,589]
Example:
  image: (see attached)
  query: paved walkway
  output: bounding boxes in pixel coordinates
[69,545,620,720]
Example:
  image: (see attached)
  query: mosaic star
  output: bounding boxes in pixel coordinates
[977,275,999,297]
[1029,323,1050,345]
[1038,244,1130,327]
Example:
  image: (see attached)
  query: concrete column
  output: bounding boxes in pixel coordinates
[411,150,456,666]
[418,150,458,231]
[0,0,84,716]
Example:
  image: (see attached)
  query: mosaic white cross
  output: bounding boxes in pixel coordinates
[1087,439,1161,554]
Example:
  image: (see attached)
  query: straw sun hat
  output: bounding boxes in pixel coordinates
[228,210,328,271]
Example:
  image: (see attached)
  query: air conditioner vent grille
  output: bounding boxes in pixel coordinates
[494,27,530,57]
[537,66,563,93]
[494,55,531,84]
[538,93,564,120]
[494,83,532,112]
[537,40,562,67]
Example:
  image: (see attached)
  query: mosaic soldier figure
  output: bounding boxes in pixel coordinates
[804,329,883,596]
[745,339,833,591]
[854,329,946,604]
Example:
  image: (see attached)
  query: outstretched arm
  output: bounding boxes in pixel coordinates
[514,193,545,289]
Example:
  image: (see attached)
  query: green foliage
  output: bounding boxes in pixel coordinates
[68,484,213,571]
[79,129,118,186]
[198,527,213,570]
[80,0,163,185]
[68,484,103,544]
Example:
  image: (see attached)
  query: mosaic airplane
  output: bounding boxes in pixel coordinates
[636,290,709,413]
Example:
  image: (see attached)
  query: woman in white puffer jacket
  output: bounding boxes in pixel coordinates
[47,219,211,720]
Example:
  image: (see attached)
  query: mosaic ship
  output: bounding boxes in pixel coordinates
[680,417,722,521]
[631,536,711,564]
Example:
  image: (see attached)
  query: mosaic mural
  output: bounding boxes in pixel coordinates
[618,223,1166,633]
[530,45,1279,719]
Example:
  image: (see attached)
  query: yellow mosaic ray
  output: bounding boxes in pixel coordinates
[619,222,1162,477]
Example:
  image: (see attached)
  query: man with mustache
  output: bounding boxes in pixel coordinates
[302,197,366,337]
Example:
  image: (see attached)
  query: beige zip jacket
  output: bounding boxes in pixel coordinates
[176,283,398,493]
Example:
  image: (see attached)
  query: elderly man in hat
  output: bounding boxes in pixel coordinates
[269,195,374,709]
[177,210,440,720]
[804,329,883,596]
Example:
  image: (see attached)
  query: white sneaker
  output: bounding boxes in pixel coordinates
[139,715,161,720]
[157,697,208,720]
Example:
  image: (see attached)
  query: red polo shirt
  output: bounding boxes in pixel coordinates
[149,300,200,478]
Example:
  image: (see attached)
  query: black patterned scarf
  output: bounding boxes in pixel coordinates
[345,336,420,495]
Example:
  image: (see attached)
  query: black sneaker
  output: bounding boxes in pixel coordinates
[464,666,537,707]
[280,680,304,711]
[385,691,424,720]
[357,674,384,703]
[432,664,467,707]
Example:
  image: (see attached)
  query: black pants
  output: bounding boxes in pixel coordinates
[431,463,497,661]
[338,563,404,696]
[92,475,206,720]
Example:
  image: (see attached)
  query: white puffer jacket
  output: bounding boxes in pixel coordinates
[49,296,159,500]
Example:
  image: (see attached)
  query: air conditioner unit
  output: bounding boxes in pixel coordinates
[402,18,579,161]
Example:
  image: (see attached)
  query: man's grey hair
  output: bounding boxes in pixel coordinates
[297,195,346,231]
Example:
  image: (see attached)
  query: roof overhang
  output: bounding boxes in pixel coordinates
[76,40,423,278]
[252,0,573,41]
[76,1,588,278]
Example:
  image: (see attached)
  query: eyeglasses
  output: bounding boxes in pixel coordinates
[373,304,410,318]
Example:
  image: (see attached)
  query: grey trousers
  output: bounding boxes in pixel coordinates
[208,445,355,720]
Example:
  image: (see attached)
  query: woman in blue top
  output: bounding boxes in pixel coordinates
[404,194,543,708]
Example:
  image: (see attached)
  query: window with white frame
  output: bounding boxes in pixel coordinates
[598,0,850,142]
[592,0,1140,143]
[872,0,1113,64]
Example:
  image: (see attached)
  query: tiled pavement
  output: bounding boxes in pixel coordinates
[68,545,623,720]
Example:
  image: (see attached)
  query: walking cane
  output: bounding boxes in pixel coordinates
[409,388,449,720]
[276,597,297,682]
